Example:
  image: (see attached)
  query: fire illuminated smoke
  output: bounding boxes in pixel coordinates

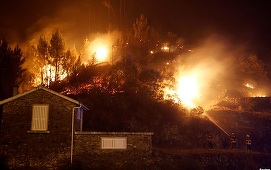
[161,37,234,110]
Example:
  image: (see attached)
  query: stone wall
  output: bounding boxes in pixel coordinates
[73,131,154,168]
[0,89,154,169]
[0,89,78,169]
[74,131,153,152]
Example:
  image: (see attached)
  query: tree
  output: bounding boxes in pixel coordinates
[107,55,141,93]
[223,54,269,98]
[238,55,268,86]
[133,14,150,45]
[37,36,49,85]
[166,32,178,52]
[0,39,25,100]
[63,46,78,77]
[49,29,65,82]
[129,14,159,64]
[238,55,269,96]
[24,30,79,88]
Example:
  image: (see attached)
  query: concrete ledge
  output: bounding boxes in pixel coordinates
[75,131,154,135]
[27,131,50,134]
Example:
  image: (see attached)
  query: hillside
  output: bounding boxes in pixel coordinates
[151,148,271,170]
[206,109,271,153]
[71,88,271,152]
[61,148,271,169]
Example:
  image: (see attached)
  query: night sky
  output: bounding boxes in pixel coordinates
[0,0,270,62]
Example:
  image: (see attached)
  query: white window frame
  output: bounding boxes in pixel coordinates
[31,104,49,131]
[101,137,127,149]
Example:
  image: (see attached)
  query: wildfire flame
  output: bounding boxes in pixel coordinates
[163,73,200,109]
[245,83,254,89]
[95,46,109,62]
[33,64,67,87]
[161,45,170,52]
[82,32,121,65]
[244,82,267,97]
[176,75,199,108]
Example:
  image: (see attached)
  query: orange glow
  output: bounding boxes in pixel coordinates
[95,47,109,62]
[82,32,121,65]
[254,94,266,97]
[244,82,267,97]
[163,72,201,109]
[87,41,110,64]
[161,55,224,110]
[176,75,199,108]
[161,46,169,52]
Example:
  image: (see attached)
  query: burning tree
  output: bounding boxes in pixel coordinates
[25,29,79,88]
[49,29,65,82]
[37,36,49,86]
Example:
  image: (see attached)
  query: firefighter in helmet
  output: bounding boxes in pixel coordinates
[207,134,214,150]
[245,134,252,151]
[230,133,237,150]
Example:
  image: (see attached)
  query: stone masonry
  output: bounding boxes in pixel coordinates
[0,89,78,169]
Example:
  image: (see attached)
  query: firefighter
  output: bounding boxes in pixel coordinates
[245,134,252,151]
[230,133,237,150]
[207,135,214,150]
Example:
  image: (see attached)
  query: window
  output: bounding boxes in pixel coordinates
[31,104,49,131]
[101,137,127,149]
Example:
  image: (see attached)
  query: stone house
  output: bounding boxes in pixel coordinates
[0,87,153,169]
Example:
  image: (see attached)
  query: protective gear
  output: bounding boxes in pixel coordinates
[208,135,213,150]
[246,134,252,151]
[230,133,237,150]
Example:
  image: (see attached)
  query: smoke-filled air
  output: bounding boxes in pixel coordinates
[1,1,271,169]
[1,1,269,112]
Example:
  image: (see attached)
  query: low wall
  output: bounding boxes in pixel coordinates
[73,131,154,168]
[74,131,153,153]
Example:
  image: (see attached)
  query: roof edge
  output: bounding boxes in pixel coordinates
[0,87,88,110]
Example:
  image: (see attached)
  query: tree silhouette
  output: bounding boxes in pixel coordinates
[0,39,25,100]
[129,14,159,64]
[63,46,78,77]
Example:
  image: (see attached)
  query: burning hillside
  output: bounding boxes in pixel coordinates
[160,36,270,111]
[20,27,270,113]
